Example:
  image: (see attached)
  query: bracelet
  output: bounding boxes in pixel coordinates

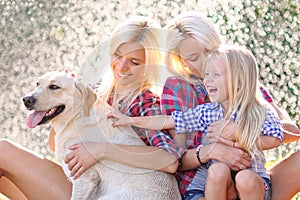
[195,145,206,165]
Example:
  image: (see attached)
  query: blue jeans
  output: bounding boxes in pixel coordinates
[183,189,204,200]
[183,177,271,200]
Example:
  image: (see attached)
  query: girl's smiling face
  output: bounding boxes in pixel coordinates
[111,42,146,86]
[203,57,229,109]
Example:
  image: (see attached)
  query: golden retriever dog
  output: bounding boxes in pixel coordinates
[23,71,181,200]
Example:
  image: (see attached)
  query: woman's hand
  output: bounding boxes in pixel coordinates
[65,142,104,179]
[206,143,251,171]
[49,127,56,152]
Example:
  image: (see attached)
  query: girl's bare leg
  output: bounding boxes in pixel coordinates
[0,139,72,200]
[269,150,300,200]
[205,162,236,200]
[235,169,264,200]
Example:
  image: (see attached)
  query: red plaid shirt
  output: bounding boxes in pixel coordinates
[108,88,185,159]
[259,85,274,103]
[161,76,208,195]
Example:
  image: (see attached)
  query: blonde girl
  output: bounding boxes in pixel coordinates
[109,44,283,200]
[202,45,283,200]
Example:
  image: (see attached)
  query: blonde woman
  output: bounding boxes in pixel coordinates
[64,17,184,180]
[159,12,252,197]
[108,44,283,200]
[161,11,299,199]
[0,17,183,199]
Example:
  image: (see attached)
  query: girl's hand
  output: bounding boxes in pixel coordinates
[107,111,134,127]
[209,135,242,149]
[207,120,236,141]
[65,142,103,179]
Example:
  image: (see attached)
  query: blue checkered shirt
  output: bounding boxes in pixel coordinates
[172,102,282,141]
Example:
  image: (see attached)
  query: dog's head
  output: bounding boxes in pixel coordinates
[23,71,97,128]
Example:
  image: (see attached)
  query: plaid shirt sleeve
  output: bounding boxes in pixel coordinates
[161,77,208,195]
[127,89,185,159]
[259,85,274,103]
[161,77,206,147]
[161,77,184,114]
[262,107,283,141]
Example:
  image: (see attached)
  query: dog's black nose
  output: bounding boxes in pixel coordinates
[23,96,36,109]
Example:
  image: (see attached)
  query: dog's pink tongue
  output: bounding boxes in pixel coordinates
[27,111,47,128]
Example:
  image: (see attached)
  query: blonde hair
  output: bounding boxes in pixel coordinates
[205,44,267,160]
[98,17,162,111]
[165,11,223,84]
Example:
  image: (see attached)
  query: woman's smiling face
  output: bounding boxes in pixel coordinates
[178,37,207,79]
[111,42,146,85]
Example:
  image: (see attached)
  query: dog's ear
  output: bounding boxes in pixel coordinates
[74,79,97,116]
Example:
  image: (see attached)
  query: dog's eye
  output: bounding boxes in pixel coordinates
[49,84,60,90]
[36,82,40,87]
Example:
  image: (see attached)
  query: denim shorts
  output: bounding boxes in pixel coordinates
[182,189,204,200]
[183,177,271,200]
[262,177,272,200]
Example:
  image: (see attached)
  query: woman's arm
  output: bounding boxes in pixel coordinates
[281,121,300,143]
[66,90,184,179]
[180,143,251,171]
[173,133,187,148]
[269,102,300,143]
[260,135,281,150]
[207,118,284,150]
[65,142,179,179]
[208,134,281,150]
[260,85,300,143]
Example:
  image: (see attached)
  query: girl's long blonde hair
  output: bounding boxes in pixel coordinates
[97,17,162,111]
[164,11,223,84]
[205,45,267,159]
